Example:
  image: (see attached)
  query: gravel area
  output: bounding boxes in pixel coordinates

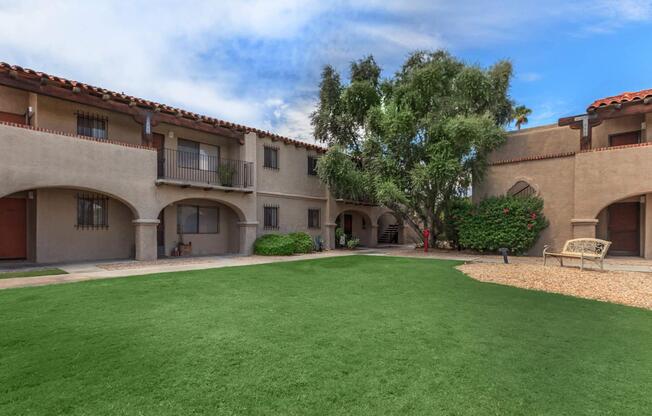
[458,263,652,310]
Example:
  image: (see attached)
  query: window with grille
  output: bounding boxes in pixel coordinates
[307,156,318,176]
[264,205,279,229]
[76,112,108,139]
[308,209,320,228]
[76,193,109,229]
[507,181,536,198]
[264,146,279,169]
[177,205,219,234]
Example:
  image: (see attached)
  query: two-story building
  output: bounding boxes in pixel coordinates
[474,88,652,258]
[0,63,405,264]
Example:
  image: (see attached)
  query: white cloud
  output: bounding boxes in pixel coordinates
[518,72,542,82]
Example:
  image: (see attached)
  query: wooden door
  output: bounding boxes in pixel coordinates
[157,210,165,257]
[0,110,26,125]
[608,202,640,255]
[344,214,353,236]
[152,133,165,177]
[0,198,27,259]
[610,131,640,147]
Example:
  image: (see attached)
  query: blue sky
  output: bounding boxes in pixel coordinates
[1,0,651,142]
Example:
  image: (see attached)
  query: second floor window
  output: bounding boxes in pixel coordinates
[264,205,279,229]
[307,156,318,176]
[264,146,279,169]
[76,112,108,139]
[177,138,219,171]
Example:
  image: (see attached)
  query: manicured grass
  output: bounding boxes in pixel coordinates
[0,256,650,415]
[0,267,67,279]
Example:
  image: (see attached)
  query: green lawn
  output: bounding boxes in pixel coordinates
[1,256,650,415]
[0,268,67,279]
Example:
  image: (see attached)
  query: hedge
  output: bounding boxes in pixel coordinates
[451,195,548,254]
[254,232,314,256]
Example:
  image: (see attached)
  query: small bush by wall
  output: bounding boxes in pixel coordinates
[452,195,548,254]
[254,232,315,256]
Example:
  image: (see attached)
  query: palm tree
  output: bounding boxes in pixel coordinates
[513,105,532,130]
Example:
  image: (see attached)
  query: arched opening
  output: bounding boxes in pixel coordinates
[377,212,403,245]
[0,187,137,264]
[507,181,536,197]
[156,198,241,258]
[335,210,372,247]
[595,195,645,256]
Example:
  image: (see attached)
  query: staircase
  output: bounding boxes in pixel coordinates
[378,224,399,244]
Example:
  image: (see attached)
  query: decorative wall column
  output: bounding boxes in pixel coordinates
[238,221,258,255]
[369,224,379,248]
[570,218,598,239]
[324,222,337,250]
[133,219,159,261]
[644,194,652,259]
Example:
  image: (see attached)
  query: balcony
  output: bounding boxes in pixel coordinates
[156,148,254,192]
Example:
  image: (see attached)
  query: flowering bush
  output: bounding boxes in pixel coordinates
[451,195,548,254]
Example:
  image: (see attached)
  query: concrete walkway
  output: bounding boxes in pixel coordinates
[2,246,652,290]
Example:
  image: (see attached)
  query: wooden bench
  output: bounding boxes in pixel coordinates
[543,238,611,271]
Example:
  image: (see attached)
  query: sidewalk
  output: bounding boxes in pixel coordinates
[2,246,651,290]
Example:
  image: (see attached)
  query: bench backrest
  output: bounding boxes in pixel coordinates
[561,238,611,258]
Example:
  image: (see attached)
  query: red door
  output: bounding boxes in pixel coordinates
[344,214,353,236]
[610,131,640,147]
[608,202,640,255]
[0,198,27,259]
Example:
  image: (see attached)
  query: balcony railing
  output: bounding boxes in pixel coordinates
[157,148,253,189]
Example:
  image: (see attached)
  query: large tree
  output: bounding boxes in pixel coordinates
[312,50,524,244]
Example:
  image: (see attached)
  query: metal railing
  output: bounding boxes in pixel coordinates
[157,148,253,188]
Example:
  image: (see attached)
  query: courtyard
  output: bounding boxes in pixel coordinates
[1,255,650,415]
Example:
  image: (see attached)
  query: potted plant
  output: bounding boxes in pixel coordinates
[335,227,345,248]
[219,164,236,187]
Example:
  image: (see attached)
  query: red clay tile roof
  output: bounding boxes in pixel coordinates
[0,62,327,153]
[588,88,652,110]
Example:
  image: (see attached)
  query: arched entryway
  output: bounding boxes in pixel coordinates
[0,187,138,263]
[595,195,645,256]
[335,210,373,247]
[155,198,243,258]
[376,212,403,244]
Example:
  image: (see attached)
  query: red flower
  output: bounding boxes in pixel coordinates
[527,223,534,230]
[530,212,537,219]
[503,208,510,215]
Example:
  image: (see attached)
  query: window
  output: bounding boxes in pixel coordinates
[264,205,279,229]
[177,205,219,234]
[76,112,108,139]
[177,138,219,170]
[76,193,108,229]
[264,146,279,169]
[307,156,319,176]
[308,209,320,228]
[507,181,536,198]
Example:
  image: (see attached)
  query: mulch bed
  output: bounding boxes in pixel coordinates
[458,263,652,310]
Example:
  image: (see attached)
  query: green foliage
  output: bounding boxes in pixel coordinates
[312,50,524,241]
[512,105,532,130]
[253,233,314,256]
[346,237,360,249]
[452,196,548,254]
[289,232,314,254]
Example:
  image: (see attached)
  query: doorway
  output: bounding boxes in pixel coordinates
[607,202,640,256]
[0,198,27,259]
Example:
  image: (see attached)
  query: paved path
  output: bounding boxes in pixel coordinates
[2,247,651,290]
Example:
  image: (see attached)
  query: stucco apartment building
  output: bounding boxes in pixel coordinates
[475,88,652,258]
[0,63,404,264]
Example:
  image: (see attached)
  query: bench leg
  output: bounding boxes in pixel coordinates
[580,256,584,272]
[543,255,547,266]
[560,257,563,267]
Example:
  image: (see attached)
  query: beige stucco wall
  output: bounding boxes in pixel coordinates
[35,188,134,263]
[256,137,326,198]
[162,199,240,256]
[256,195,327,238]
[0,85,28,115]
[592,115,644,148]
[489,124,579,163]
[155,123,240,160]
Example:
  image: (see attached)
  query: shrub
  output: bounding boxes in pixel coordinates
[451,195,548,254]
[289,232,314,254]
[346,237,360,249]
[253,232,315,256]
[253,234,295,256]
